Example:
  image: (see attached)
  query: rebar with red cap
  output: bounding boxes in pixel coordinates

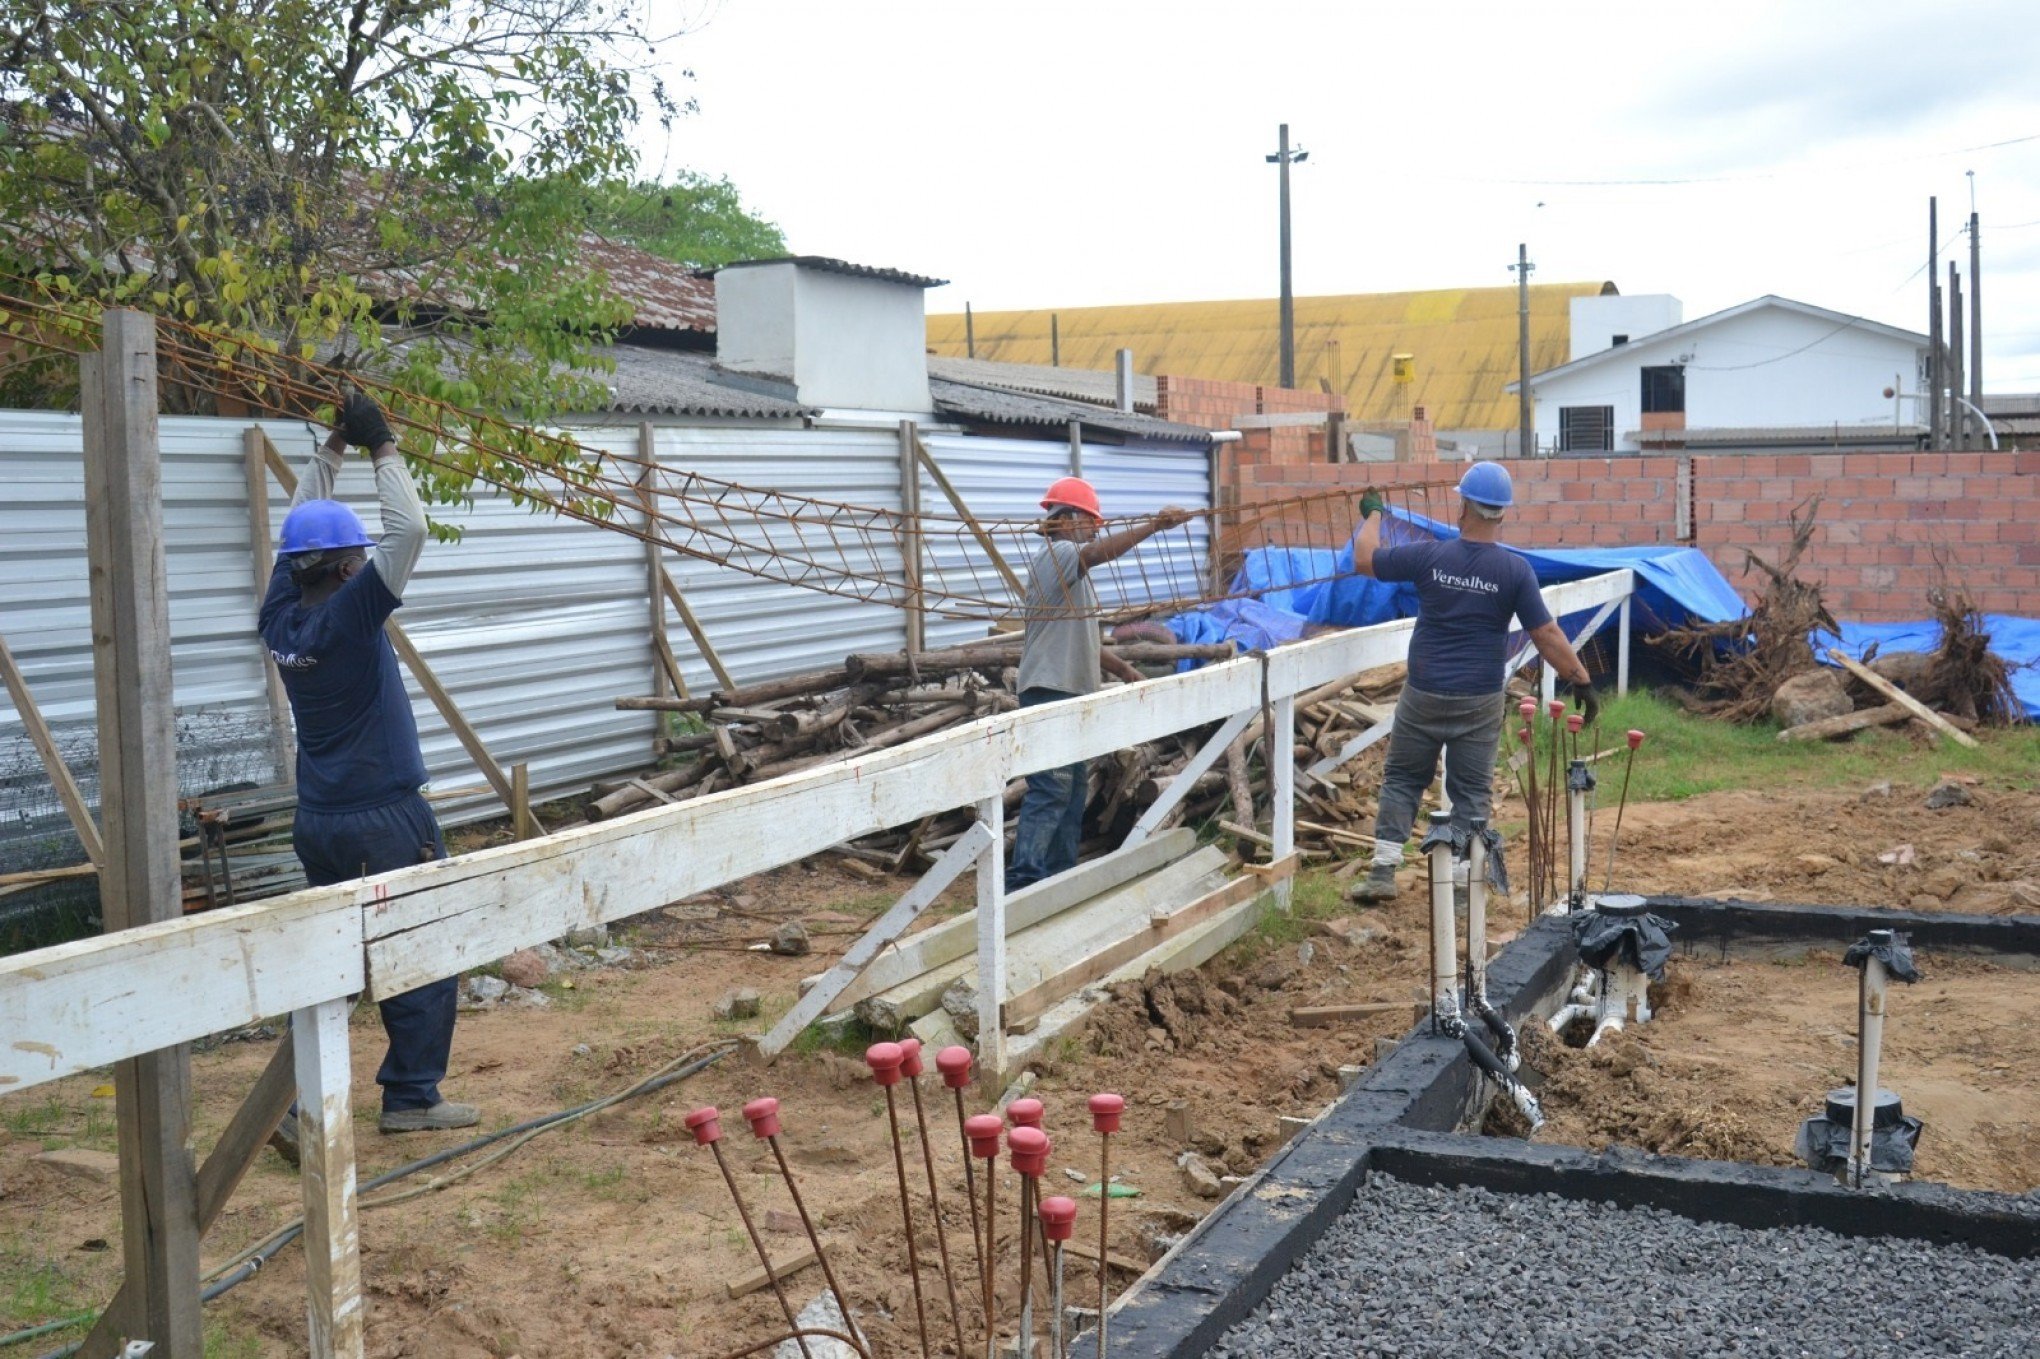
[688,1106,813,1359]
[867,1042,932,1359]
[1008,1096,1054,1283]
[1603,728,1646,891]
[1009,1125,1050,1357]
[1545,697,1565,899]
[898,1040,969,1356]
[964,1113,1004,1359]
[936,1044,984,1272]
[1040,1196,1078,1359]
[1087,1092,1124,1359]
[741,1097,865,1358]
[1516,717,1541,922]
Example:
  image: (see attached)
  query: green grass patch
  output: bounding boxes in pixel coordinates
[1561,689,2040,804]
[1236,869,1348,961]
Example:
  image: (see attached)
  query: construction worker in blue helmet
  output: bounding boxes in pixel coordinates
[1344,460,1597,903]
[261,392,477,1160]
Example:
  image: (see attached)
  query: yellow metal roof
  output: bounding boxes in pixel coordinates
[928,282,1617,430]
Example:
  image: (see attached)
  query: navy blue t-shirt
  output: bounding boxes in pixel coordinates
[259,560,427,813]
[1371,539,1552,696]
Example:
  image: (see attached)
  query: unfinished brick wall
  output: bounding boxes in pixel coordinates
[1234,450,2040,622]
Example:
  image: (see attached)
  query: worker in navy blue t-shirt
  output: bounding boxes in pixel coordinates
[261,393,477,1158]
[1345,461,1597,903]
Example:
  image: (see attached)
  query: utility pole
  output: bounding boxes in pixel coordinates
[965,302,975,360]
[1949,262,1966,450]
[1928,198,1942,449]
[1267,124,1307,390]
[1970,208,1983,428]
[1511,244,1534,457]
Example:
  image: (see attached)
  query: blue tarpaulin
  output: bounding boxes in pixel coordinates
[1818,617,2040,721]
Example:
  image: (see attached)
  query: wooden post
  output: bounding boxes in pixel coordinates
[974,794,1007,1078]
[80,308,203,1356]
[0,632,104,865]
[292,998,364,1359]
[512,762,535,841]
[1271,693,1296,910]
[898,420,925,653]
[244,427,297,783]
[637,423,687,735]
[656,567,737,692]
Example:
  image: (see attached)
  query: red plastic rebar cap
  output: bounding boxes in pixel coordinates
[741,1096,781,1140]
[964,1113,1005,1159]
[1546,699,1566,719]
[1566,713,1584,733]
[1518,699,1536,718]
[896,1037,925,1078]
[1008,1097,1045,1129]
[1627,728,1646,750]
[1517,726,1533,746]
[683,1106,723,1146]
[935,1045,974,1088]
[1009,1125,1049,1175]
[1088,1092,1125,1133]
[865,1041,904,1087]
[1039,1195,1079,1242]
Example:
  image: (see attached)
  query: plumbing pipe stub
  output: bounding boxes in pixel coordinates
[741,1097,782,1139]
[897,1037,925,1078]
[683,1106,724,1146]
[964,1113,1005,1159]
[935,1045,974,1088]
[1039,1196,1078,1241]
[1593,893,1649,917]
[1008,1096,1045,1129]
[1009,1125,1049,1176]
[1823,1086,1910,1131]
[865,1041,905,1086]
[1087,1092,1125,1133]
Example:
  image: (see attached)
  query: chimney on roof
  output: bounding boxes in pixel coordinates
[712,258,941,413]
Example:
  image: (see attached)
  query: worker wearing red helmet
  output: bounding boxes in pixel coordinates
[1007,477,1192,891]
[259,393,477,1161]
[1344,461,1596,903]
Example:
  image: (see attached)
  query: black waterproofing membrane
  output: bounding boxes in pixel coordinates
[1418,820,1512,896]
[1843,930,1923,983]
[1573,906,1677,979]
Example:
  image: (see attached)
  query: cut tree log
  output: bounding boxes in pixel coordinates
[1825,650,1979,749]
[1774,702,1910,743]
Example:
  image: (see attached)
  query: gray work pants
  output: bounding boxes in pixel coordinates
[1373,684,1508,848]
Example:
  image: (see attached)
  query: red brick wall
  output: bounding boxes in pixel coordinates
[1234,450,2040,622]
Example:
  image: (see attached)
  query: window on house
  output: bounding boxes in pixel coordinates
[1611,334,1629,346]
[1559,406,1614,452]
[1641,364,1686,414]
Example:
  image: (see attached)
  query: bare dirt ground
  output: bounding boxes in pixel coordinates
[4,775,2037,1356]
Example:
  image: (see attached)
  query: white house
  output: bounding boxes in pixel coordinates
[1510,294,1929,453]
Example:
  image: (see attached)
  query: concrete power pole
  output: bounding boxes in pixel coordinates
[1970,209,1982,425]
[1512,244,1535,456]
[1267,124,1306,390]
[1928,198,1942,449]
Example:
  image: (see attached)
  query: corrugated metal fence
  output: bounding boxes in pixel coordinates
[0,411,1211,881]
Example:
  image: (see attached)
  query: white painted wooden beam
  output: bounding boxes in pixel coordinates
[293,998,364,1359]
[974,795,1007,1077]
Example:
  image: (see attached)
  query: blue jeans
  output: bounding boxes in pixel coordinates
[1006,688,1088,892]
[294,792,457,1113]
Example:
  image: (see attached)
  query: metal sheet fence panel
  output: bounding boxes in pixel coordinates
[916,433,1212,652]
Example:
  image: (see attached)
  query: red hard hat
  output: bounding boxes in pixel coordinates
[1041,477,1103,520]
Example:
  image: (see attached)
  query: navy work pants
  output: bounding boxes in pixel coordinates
[1006,687,1088,893]
[294,792,457,1113]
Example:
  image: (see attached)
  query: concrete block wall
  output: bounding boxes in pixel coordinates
[1235,450,2040,622]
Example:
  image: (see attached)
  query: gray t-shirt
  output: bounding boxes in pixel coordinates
[1016,540,1101,696]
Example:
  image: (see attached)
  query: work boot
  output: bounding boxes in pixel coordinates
[1349,861,1399,903]
[379,1101,481,1135]
[268,1112,301,1167]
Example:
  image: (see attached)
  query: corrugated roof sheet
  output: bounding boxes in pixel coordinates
[581,346,814,418]
[711,256,949,288]
[926,355,1160,412]
[580,237,717,334]
[929,377,1209,445]
[927,282,1615,431]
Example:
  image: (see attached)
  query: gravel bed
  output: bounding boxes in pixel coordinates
[1210,1174,2039,1358]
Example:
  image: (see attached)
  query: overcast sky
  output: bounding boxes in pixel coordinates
[640,0,2040,390]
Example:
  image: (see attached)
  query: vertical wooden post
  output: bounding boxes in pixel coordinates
[244,427,297,782]
[292,998,364,1359]
[1271,694,1295,910]
[512,761,535,841]
[974,794,1007,1078]
[81,308,203,1356]
[898,419,925,654]
[1617,594,1631,697]
[637,423,687,742]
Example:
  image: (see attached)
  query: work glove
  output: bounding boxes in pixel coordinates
[1563,677,1601,727]
[1359,488,1385,519]
[337,391,395,452]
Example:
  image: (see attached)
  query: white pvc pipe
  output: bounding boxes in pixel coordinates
[1567,784,1588,901]
[1466,828,1488,997]
[1427,812,1456,1013]
[1849,950,1891,1188]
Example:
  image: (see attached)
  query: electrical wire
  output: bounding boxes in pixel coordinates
[4,1042,736,1357]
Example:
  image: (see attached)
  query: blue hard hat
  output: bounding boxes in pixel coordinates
[1456,461,1514,511]
[279,500,375,556]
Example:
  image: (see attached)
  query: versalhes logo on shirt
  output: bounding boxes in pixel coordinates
[269,650,319,670]
[1430,568,1500,595]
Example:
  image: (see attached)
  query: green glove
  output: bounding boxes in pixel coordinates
[1359,489,1385,519]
